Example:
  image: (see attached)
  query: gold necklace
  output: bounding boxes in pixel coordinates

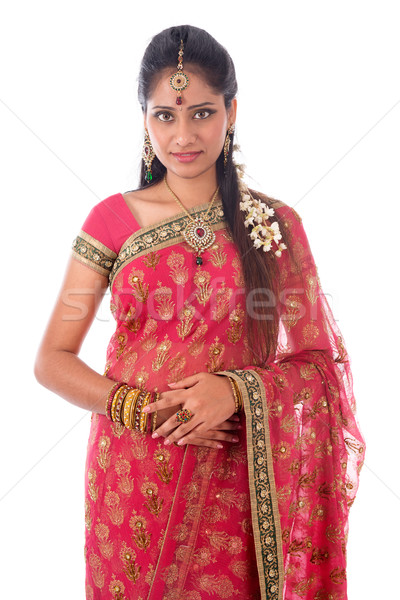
[163,176,220,266]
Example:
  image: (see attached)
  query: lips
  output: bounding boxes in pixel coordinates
[172,152,202,163]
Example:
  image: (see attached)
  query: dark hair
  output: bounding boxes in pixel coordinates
[137,25,291,366]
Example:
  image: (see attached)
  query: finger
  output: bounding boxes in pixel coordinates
[214,421,241,432]
[229,414,241,422]
[183,437,224,449]
[161,416,201,445]
[152,413,198,441]
[151,421,178,439]
[142,392,182,414]
[154,421,181,438]
[180,431,240,446]
[167,373,202,389]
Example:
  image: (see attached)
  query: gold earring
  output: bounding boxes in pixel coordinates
[224,124,235,167]
[142,129,155,183]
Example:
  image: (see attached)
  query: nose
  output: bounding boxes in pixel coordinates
[175,120,197,147]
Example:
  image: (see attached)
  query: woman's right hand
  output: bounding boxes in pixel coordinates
[188,416,242,449]
[156,405,241,449]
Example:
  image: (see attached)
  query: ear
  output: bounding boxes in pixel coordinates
[228,98,237,128]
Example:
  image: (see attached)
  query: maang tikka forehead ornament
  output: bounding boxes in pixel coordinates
[169,39,190,105]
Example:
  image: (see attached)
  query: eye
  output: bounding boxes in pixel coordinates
[194,110,213,119]
[155,111,174,122]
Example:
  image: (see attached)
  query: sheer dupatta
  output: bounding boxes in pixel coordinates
[217,204,365,600]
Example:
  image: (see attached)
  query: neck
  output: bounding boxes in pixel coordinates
[163,167,219,208]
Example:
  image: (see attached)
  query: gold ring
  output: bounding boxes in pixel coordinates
[175,408,193,424]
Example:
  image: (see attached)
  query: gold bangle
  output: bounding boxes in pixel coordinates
[151,392,159,433]
[142,392,153,433]
[116,386,133,424]
[139,392,152,433]
[111,385,128,422]
[152,411,158,433]
[122,394,135,428]
[133,390,147,431]
[115,386,129,423]
[231,377,239,413]
[128,389,142,429]
[226,376,238,413]
[119,388,140,429]
[232,378,243,412]
[227,376,242,413]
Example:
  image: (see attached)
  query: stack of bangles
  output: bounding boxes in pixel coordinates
[105,375,243,434]
[105,383,159,434]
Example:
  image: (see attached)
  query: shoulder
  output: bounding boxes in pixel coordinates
[88,192,126,221]
[120,187,161,228]
[121,184,165,204]
[77,192,138,258]
[78,193,127,233]
[121,182,188,229]
[121,182,168,212]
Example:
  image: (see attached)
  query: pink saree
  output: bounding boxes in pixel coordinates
[72,192,365,600]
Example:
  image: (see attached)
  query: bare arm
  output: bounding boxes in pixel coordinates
[34,256,198,422]
[34,256,117,413]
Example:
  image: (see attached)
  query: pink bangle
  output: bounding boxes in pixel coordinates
[105,382,124,420]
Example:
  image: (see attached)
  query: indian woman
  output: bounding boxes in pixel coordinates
[34,24,365,600]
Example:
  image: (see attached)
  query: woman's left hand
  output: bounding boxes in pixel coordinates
[143,372,237,446]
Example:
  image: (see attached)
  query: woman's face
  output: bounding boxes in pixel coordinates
[144,67,237,181]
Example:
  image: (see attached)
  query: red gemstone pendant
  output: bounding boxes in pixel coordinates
[183,217,216,265]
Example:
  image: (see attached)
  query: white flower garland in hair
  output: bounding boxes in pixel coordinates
[231,148,286,257]
[235,170,287,257]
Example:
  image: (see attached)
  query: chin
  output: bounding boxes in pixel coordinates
[167,160,217,180]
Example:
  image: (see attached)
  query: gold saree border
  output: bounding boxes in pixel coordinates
[216,369,284,600]
[109,200,226,288]
[71,230,117,277]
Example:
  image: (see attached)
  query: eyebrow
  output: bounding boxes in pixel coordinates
[151,102,217,111]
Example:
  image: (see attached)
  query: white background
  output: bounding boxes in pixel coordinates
[1,1,399,598]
